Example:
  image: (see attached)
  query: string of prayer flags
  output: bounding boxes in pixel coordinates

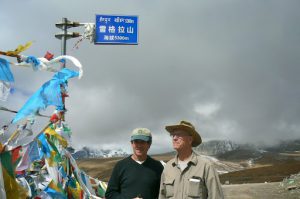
[0,50,110,198]
[0,122,108,198]
[14,55,83,78]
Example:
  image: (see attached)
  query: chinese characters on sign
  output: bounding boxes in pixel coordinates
[95,15,138,44]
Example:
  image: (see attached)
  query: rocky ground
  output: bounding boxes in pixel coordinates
[77,151,300,198]
[223,182,300,199]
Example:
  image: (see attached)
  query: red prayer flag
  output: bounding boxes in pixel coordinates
[44,51,54,60]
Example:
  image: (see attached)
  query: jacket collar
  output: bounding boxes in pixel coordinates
[172,150,198,167]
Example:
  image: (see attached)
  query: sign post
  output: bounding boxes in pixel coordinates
[55,18,82,66]
[95,15,138,45]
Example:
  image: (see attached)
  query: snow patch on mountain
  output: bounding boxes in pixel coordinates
[72,146,128,159]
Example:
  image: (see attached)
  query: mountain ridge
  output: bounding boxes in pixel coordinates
[72,138,300,159]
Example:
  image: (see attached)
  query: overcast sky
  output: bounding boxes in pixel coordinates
[1,0,300,154]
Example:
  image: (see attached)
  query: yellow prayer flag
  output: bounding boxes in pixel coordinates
[5,41,33,56]
[2,167,28,198]
[44,127,68,148]
[48,180,62,192]
[47,150,58,167]
[68,179,83,199]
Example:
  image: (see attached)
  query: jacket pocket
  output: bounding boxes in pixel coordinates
[163,178,175,198]
[187,177,203,197]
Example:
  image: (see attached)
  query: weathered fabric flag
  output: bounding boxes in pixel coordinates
[16,144,30,172]
[0,157,7,199]
[0,81,10,101]
[28,140,41,162]
[14,55,83,78]
[0,58,14,82]
[12,68,79,123]
[0,58,14,101]
[4,41,32,56]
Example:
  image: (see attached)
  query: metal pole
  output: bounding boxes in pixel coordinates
[61,17,67,67]
[55,18,82,120]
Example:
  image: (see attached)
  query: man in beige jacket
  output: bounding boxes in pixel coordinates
[159,121,224,199]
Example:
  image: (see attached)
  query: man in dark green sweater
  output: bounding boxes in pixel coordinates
[105,128,164,199]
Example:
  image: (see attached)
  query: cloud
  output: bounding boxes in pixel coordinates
[1,0,300,153]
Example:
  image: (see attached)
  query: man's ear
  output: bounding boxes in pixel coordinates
[188,136,193,145]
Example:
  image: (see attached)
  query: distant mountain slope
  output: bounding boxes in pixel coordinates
[72,147,128,159]
[73,138,300,161]
[216,149,263,162]
[264,139,300,152]
[195,140,240,155]
[194,139,300,158]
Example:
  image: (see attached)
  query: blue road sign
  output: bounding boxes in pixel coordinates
[95,15,138,44]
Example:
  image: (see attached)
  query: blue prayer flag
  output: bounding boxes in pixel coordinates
[0,58,14,82]
[37,133,51,158]
[25,56,41,71]
[12,68,79,123]
[28,140,41,162]
[44,187,67,199]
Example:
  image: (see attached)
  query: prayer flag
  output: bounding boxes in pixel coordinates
[12,68,79,123]
[0,58,14,82]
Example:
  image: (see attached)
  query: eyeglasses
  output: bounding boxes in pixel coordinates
[170,133,191,138]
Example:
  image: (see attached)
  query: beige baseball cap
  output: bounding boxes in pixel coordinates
[131,128,152,142]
